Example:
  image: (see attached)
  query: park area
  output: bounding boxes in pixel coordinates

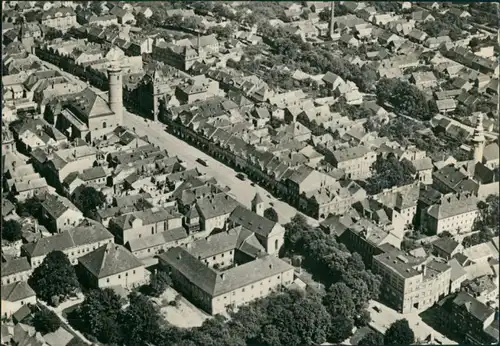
[151,286,211,329]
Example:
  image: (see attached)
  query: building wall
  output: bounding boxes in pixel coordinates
[88,113,121,141]
[28,238,114,268]
[97,265,147,289]
[373,259,451,314]
[202,214,230,234]
[42,15,77,31]
[120,220,168,244]
[58,154,97,181]
[210,269,294,315]
[429,210,478,235]
[1,295,37,318]
[196,249,235,269]
[335,153,376,180]
[1,269,33,286]
[53,209,84,233]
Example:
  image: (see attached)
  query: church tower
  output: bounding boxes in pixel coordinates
[251,192,265,216]
[472,113,485,164]
[329,1,335,39]
[107,63,123,127]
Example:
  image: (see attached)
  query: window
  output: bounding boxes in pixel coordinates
[242,288,245,292]
[133,270,136,274]
[102,121,107,128]
[213,256,216,260]
[221,253,224,258]
[126,272,128,277]
[107,278,110,283]
[118,275,121,279]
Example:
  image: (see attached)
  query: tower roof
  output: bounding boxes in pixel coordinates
[252,192,263,205]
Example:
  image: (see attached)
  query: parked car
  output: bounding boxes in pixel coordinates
[196,158,208,167]
[236,173,246,181]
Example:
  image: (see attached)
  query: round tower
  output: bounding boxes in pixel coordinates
[472,113,485,163]
[107,63,123,127]
[251,192,265,216]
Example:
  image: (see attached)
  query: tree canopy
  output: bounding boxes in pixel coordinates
[463,195,500,247]
[2,219,23,242]
[28,251,80,306]
[376,78,433,121]
[384,319,415,345]
[73,185,106,217]
[366,153,415,194]
[147,270,173,297]
[359,331,384,346]
[32,309,61,334]
[70,288,124,344]
[264,207,279,222]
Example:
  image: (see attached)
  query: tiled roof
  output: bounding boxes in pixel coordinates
[41,194,80,219]
[195,193,241,220]
[1,281,35,302]
[432,237,460,255]
[159,247,293,297]
[452,292,495,323]
[22,219,113,257]
[126,227,188,252]
[228,206,278,238]
[78,243,143,278]
[1,257,31,277]
[187,226,265,260]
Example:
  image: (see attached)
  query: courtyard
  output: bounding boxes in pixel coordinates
[151,286,212,329]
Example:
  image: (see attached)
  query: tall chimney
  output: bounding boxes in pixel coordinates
[107,62,123,128]
[329,1,335,39]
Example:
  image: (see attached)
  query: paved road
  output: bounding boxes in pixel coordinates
[124,112,319,227]
[368,300,458,345]
[38,56,319,226]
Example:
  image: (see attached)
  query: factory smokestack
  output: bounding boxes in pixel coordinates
[329,1,335,39]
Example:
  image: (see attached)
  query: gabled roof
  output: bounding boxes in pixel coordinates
[22,219,113,257]
[1,257,31,277]
[1,281,35,302]
[159,247,293,297]
[228,206,278,238]
[78,243,143,278]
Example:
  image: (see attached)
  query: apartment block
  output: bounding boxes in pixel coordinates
[373,248,451,314]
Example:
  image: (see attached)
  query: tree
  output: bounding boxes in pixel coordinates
[16,196,43,218]
[28,251,80,305]
[32,309,61,334]
[70,288,123,344]
[328,316,354,343]
[358,331,384,346]
[2,219,23,242]
[322,282,356,319]
[118,292,165,346]
[366,153,415,194]
[147,270,173,297]
[264,207,279,222]
[257,291,331,346]
[384,319,415,345]
[376,78,432,121]
[73,185,106,217]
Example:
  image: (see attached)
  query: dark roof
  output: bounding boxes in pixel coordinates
[159,247,293,297]
[228,206,278,238]
[432,237,461,256]
[22,219,113,257]
[1,257,31,277]
[1,281,35,302]
[452,292,495,323]
[78,243,143,278]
